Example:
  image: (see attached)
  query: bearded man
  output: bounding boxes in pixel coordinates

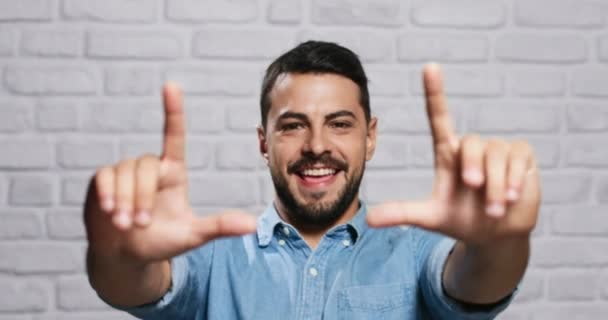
[85,41,540,319]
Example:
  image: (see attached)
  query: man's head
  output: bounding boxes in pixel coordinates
[258,41,377,230]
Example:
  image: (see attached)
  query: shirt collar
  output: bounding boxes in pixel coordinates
[256,201,370,247]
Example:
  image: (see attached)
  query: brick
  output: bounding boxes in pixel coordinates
[311,0,406,27]
[398,33,488,62]
[512,271,543,303]
[0,276,49,312]
[0,210,43,239]
[61,176,89,205]
[565,137,608,168]
[373,100,430,134]
[551,205,608,236]
[166,66,261,96]
[410,68,504,97]
[549,271,598,300]
[194,28,295,59]
[527,138,560,169]
[0,101,33,132]
[47,208,85,239]
[568,103,608,132]
[363,173,434,204]
[531,238,608,267]
[541,172,591,204]
[367,67,409,97]
[215,137,262,170]
[496,34,587,63]
[119,137,161,159]
[411,0,506,28]
[467,103,561,134]
[87,30,182,59]
[0,138,52,169]
[186,139,213,169]
[529,305,608,319]
[572,67,608,97]
[63,0,157,23]
[57,275,109,310]
[268,0,302,24]
[4,65,97,95]
[37,99,80,131]
[598,175,608,204]
[9,175,55,206]
[407,136,433,168]
[514,0,604,28]
[0,0,53,21]
[105,67,158,96]
[298,30,393,62]
[184,99,226,132]
[598,35,608,63]
[367,136,407,169]
[0,243,82,273]
[0,28,15,56]
[21,29,82,58]
[57,140,116,169]
[189,174,258,206]
[166,0,257,23]
[227,100,261,132]
[82,101,159,133]
[510,70,566,97]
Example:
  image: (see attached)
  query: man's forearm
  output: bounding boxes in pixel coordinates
[87,249,172,308]
[442,236,530,305]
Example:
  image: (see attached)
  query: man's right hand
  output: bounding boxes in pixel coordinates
[84,83,257,305]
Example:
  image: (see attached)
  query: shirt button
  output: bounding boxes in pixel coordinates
[283,226,290,236]
[309,267,318,277]
[278,239,286,246]
[342,240,350,247]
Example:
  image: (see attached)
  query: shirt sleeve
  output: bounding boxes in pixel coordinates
[415,229,517,320]
[104,242,215,320]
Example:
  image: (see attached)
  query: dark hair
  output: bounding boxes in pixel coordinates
[260,41,370,129]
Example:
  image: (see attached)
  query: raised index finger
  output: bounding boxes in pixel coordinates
[162,82,185,162]
[423,63,457,150]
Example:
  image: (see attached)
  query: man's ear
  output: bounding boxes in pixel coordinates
[257,125,269,162]
[365,117,378,161]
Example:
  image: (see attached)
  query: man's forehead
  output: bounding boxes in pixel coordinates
[267,73,363,120]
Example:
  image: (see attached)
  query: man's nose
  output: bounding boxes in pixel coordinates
[303,128,329,156]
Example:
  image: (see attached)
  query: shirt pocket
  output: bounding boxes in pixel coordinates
[337,282,415,320]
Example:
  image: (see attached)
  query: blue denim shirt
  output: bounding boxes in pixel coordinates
[116,202,513,319]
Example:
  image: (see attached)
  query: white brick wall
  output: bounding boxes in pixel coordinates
[0,0,606,318]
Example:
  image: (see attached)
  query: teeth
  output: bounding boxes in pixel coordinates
[302,168,336,177]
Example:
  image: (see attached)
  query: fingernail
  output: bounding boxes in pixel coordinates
[135,211,151,226]
[464,169,483,186]
[101,198,114,213]
[506,188,519,202]
[113,210,132,229]
[486,203,505,218]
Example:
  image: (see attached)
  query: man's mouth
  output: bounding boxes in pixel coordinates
[295,167,341,188]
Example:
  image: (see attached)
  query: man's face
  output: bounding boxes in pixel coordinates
[258,73,377,228]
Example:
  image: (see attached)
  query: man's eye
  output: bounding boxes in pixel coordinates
[330,121,352,129]
[281,122,303,131]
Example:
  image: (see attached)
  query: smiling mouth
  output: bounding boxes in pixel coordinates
[295,167,341,188]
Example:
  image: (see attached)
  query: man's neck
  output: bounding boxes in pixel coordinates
[274,198,360,250]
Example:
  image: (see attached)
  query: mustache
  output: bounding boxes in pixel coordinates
[287,153,348,175]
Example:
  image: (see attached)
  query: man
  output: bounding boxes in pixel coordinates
[85,41,540,319]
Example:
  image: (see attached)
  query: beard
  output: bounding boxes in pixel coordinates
[270,153,365,230]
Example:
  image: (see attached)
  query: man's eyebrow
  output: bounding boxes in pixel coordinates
[325,110,357,122]
[276,111,309,123]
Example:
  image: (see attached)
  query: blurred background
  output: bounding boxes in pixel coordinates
[0,0,608,319]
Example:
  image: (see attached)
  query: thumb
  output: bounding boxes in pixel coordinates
[366,201,440,231]
[189,210,257,246]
